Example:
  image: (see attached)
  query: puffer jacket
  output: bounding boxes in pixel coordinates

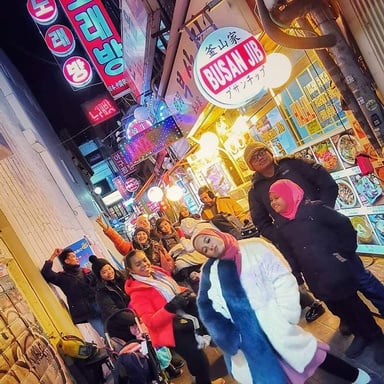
[274,200,359,301]
[95,270,136,341]
[124,266,189,348]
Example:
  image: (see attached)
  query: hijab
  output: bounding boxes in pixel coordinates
[269,179,304,220]
[192,228,242,275]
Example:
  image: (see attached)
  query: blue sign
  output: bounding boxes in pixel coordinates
[67,237,95,268]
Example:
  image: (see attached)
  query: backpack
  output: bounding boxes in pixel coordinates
[211,213,243,239]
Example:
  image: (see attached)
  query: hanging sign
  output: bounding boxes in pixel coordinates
[194,27,267,108]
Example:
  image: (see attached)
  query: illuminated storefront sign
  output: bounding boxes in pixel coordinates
[59,0,130,99]
[125,177,140,192]
[119,115,183,165]
[27,0,94,90]
[163,0,261,136]
[194,27,267,108]
[111,150,135,178]
[82,94,119,126]
[121,0,148,100]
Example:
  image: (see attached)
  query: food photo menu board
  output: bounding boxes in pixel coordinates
[294,129,384,256]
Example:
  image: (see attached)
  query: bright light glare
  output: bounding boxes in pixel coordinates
[147,186,164,202]
[264,53,292,89]
[166,185,184,201]
[94,186,102,195]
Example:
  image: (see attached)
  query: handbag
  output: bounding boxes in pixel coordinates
[58,334,98,359]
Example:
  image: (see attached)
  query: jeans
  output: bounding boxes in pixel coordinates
[352,255,384,315]
[88,316,105,338]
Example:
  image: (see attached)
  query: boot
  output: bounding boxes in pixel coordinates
[352,368,371,384]
[372,334,384,365]
[345,336,372,358]
[305,301,325,322]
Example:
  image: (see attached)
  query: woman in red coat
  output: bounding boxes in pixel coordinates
[124,249,224,384]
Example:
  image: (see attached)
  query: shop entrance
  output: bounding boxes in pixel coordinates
[0,233,71,383]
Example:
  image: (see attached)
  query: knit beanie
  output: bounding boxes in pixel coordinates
[89,255,111,279]
[133,227,150,238]
[243,141,273,170]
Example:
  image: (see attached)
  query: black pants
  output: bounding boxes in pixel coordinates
[173,322,211,384]
[320,353,359,381]
[325,292,382,340]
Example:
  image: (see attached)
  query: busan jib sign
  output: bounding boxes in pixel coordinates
[194,27,267,109]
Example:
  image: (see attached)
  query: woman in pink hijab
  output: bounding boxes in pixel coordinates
[269,179,384,362]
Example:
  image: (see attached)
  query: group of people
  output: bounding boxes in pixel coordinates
[40,139,384,384]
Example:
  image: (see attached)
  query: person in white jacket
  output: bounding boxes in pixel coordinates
[193,228,371,384]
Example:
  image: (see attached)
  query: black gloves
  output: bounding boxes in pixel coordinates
[165,291,194,313]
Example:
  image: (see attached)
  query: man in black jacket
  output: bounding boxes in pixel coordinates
[244,141,384,347]
[41,248,103,336]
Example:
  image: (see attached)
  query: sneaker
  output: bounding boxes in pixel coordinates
[345,336,371,358]
[352,368,371,384]
[305,301,325,322]
[339,320,353,336]
[211,379,225,384]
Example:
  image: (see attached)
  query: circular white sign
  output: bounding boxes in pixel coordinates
[194,27,267,108]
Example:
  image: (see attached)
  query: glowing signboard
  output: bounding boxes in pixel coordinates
[82,94,119,126]
[59,0,131,99]
[27,0,94,90]
[194,27,267,108]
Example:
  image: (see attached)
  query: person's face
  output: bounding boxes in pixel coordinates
[127,252,152,277]
[269,192,287,214]
[136,217,150,231]
[64,252,79,266]
[199,192,214,206]
[194,234,225,258]
[159,220,172,234]
[180,206,190,218]
[135,230,148,244]
[100,264,115,281]
[249,148,274,174]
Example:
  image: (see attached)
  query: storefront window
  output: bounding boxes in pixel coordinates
[280,60,348,145]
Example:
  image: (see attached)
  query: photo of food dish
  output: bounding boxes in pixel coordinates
[350,216,374,244]
[336,178,358,208]
[350,174,384,207]
[336,134,362,165]
[312,140,342,172]
[367,214,384,244]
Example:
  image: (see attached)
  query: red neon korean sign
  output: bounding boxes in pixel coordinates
[59,0,130,99]
[82,94,119,126]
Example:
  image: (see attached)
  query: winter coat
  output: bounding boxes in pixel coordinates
[201,196,247,223]
[199,237,318,374]
[95,270,136,341]
[198,259,286,384]
[274,200,359,301]
[124,266,189,348]
[248,157,339,244]
[103,226,133,256]
[41,261,98,324]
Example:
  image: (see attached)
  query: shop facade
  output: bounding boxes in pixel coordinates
[159,0,384,256]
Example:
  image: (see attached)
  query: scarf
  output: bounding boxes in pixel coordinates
[198,259,286,383]
[130,270,181,302]
[269,179,304,220]
[193,228,242,275]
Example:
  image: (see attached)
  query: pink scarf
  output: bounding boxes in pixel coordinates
[193,228,242,275]
[269,179,304,220]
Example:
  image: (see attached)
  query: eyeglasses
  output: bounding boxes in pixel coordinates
[250,148,268,162]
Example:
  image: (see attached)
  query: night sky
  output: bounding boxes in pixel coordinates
[0,1,108,144]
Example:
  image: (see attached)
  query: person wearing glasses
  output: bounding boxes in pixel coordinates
[244,140,384,345]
